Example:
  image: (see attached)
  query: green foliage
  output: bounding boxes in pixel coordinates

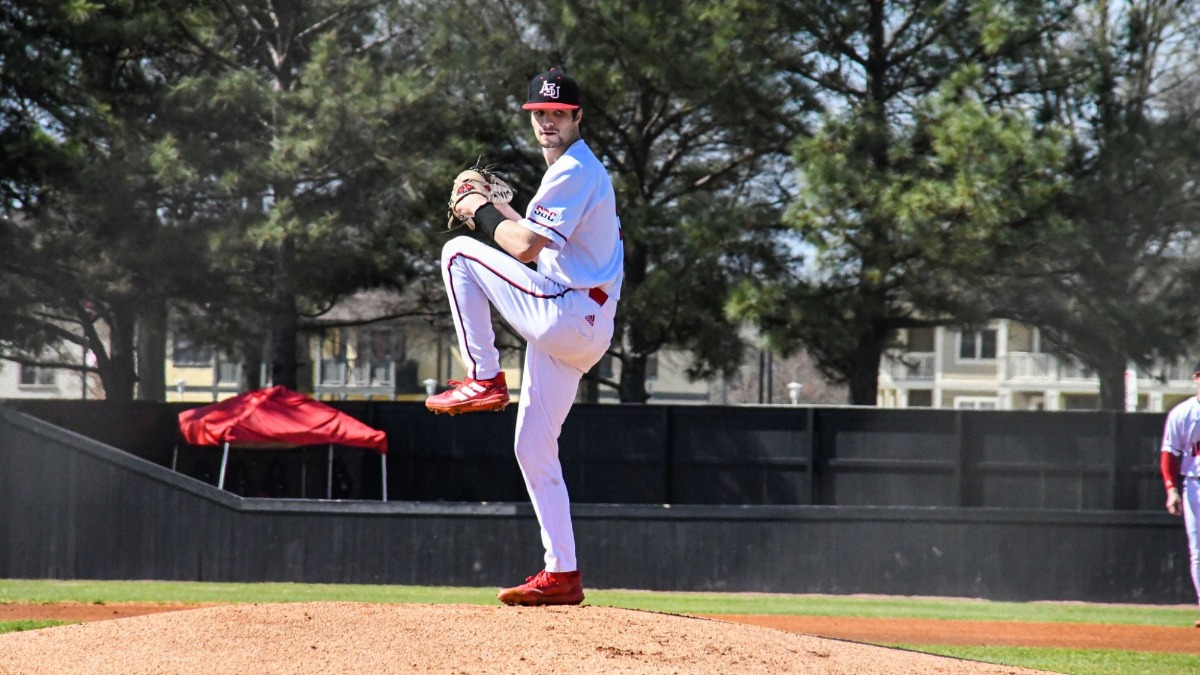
[501,0,809,399]
[732,0,1078,403]
[989,1,1200,408]
[4,0,1199,405]
[127,1,480,383]
[0,0,211,398]
[793,71,1065,276]
[60,0,102,22]
[5,0,494,394]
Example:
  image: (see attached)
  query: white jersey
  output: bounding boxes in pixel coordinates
[517,140,624,302]
[1162,396,1200,477]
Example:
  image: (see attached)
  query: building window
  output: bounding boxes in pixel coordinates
[319,326,401,387]
[19,364,55,386]
[958,329,997,361]
[906,327,936,352]
[216,358,241,385]
[319,329,347,385]
[361,327,398,386]
[173,335,214,366]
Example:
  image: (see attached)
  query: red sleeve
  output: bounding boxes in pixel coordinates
[1161,451,1182,491]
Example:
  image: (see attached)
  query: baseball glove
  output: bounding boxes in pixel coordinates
[447,160,514,230]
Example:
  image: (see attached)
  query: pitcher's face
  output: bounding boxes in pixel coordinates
[531,109,582,150]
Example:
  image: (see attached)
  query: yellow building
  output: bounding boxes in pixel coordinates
[878,320,1195,411]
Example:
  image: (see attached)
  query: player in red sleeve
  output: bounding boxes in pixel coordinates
[1160,360,1200,626]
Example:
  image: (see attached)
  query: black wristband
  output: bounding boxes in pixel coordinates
[473,204,506,240]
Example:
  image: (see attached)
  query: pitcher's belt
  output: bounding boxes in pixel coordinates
[587,287,608,306]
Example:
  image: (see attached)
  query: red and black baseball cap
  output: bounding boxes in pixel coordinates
[522,68,580,110]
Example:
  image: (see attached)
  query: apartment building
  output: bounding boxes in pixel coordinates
[0,359,89,400]
[166,316,458,404]
[878,320,1196,412]
[1,323,709,406]
[163,286,710,404]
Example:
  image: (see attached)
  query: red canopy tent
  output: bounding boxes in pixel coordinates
[177,386,389,500]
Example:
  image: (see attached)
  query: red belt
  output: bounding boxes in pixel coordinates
[587,287,608,306]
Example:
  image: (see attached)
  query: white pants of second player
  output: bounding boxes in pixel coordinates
[1184,476,1200,604]
[441,236,615,572]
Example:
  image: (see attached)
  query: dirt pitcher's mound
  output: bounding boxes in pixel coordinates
[0,602,1045,675]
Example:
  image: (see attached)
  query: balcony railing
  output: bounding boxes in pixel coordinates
[884,353,935,380]
[1005,352,1094,381]
[884,351,1095,383]
[1058,359,1094,380]
[1151,361,1195,383]
[885,350,1196,389]
[1005,352,1053,379]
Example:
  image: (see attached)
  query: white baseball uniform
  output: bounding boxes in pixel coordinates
[440,138,623,572]
[1161,395,1200,603]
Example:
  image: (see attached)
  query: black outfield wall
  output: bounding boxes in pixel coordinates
[5,400,1170,511]
[0,409,1191,604]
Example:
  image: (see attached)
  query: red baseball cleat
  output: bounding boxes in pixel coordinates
[497,570,584,606]
[425,373,510,415]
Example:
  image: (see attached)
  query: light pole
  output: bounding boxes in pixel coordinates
[787,381,803,405]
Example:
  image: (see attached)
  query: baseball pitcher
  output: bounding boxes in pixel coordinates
[427,68,623,606]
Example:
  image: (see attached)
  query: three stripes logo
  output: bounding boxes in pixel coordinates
[451,381,489,401]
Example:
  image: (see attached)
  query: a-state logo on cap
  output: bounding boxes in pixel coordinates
[523,68,580,110]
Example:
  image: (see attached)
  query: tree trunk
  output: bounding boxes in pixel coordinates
[846,306,887,406]
[617,236,649,403]
[619,347,650,403]
[135,298,167,401]
[99,301,138,401]
[1096,357,1128,411]
[846,353,882,406]
[270,236,299,390]
[618,298,652,404]
[580,363,601,403]
[240,338,264,391]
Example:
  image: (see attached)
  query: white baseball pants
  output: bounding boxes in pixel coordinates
[1184,477,1200,603]
[441,236,615,572]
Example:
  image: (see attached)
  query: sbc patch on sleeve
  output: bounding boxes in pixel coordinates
[532,204,562,225]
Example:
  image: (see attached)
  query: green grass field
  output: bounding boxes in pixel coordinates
[2,579,1197,674]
